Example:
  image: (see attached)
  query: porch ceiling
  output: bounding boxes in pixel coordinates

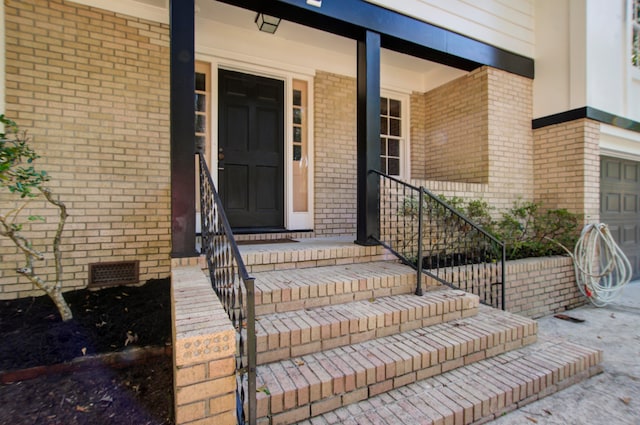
[196,0,449,75]
[211,0,534,79]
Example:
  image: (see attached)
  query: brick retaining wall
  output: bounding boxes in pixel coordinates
[505,255,587,319]
[172,258,237,425]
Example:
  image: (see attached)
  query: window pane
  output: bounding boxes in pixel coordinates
[389,99,401,117]
[195,94,206,112]
[380,138,387,154]
[380,117,388,135]
[388,158,400,176]
[634,28,640,67]
[195,114,206,133]
[380,157,387,174]
[380,97,388,115]
[390,118,401,137]
[388,139,400,157]
[293,145,302,161]
[293,108,302,124]
[293,126,302,143]
[195,73,206,91]
[293,90,302,106]
[195,135,206,152]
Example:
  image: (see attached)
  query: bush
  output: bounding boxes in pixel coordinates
[439,196,582,261]
[0,115,73,321]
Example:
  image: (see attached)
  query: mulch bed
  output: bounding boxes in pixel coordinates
[0,279,174,424]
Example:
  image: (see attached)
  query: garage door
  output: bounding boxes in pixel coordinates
[600,156,640,280]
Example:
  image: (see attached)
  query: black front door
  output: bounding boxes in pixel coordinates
[218,69,284,230]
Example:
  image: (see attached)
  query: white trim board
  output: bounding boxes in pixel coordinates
[600,123,640,162]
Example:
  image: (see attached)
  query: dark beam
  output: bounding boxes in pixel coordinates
[532,106,640,132]
[217,0,534,78]
[356,30,381,246]
[170,0,197,257]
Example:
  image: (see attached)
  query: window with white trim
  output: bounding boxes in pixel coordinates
[380,96,403,176]
[633,0,640,68]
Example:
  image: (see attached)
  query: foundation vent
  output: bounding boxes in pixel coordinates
[89,261,139,287]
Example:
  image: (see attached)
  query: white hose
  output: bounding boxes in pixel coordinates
[569,223,633,307]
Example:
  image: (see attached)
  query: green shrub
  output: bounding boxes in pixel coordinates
[437,196,582,261]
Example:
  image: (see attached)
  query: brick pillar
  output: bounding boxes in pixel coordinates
[172,262,237,425]
[533,119,600,221]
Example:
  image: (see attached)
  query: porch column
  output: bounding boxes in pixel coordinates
[170,0,197,257]
[356,30,381,245]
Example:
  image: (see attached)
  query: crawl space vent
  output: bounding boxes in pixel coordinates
[89,261,139,287]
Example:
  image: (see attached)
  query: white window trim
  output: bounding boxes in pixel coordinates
[0,0,5,118]
[380,89,411,181]
[195,51,315,231]
[630,0,640,79]
[600,123,640,162]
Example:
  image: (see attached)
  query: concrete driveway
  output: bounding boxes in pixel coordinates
[491,280,640,425]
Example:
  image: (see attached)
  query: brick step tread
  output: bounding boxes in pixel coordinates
[254,261,418,315]
[254,306,538,423]
[256,288,480,364]
[303,339,603,425]
[238,237,394,271]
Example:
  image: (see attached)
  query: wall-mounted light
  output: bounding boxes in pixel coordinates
[255,13,281,34]
[306,0,322,7]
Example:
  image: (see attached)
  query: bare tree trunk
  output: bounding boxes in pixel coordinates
[0,188,73,322]
[16,262,73,322]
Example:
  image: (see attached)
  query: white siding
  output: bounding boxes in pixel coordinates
[585,0,630,119]
[534,0,640,124]
[366,0,535,57]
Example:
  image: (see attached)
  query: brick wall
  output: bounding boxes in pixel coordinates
[409,91,427,179]
[313,67,536,236]
[172,261,237,425]
[505,256,587,319]
[533,119,601,220]
[410,67,534,214]
[313,71,357,236]
[417,68,489,183]
[1,0,171,298]
[486,67,534,210]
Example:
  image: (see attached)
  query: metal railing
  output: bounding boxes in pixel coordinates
[198,153,256,425]
[372,170,506,309]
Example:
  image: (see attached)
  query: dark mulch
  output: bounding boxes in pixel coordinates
[0,279,174,424]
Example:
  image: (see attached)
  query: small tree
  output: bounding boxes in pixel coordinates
[0,115,72,321]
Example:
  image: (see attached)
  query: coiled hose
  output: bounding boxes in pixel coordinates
[566,223,633,307]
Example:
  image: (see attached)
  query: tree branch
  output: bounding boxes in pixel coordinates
[39,187,67,291]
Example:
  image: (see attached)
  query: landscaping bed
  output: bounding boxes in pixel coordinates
[0,279,174,424]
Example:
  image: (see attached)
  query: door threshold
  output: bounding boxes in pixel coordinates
[231,227,313,235]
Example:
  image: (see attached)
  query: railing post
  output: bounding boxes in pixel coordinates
[415,187,424,296]
[501,244,506,310]
[246,277,257,425]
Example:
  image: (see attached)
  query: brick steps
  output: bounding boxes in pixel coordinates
[239,237,394,273]
[304,339,603,425]
[253,261,418,316]
[254,306,538,425]
[255,288,479,365]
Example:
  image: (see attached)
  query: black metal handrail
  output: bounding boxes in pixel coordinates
[371,169,506,309]
[198,153,256,425]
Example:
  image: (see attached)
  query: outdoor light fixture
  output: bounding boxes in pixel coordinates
[255,13,281,34]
